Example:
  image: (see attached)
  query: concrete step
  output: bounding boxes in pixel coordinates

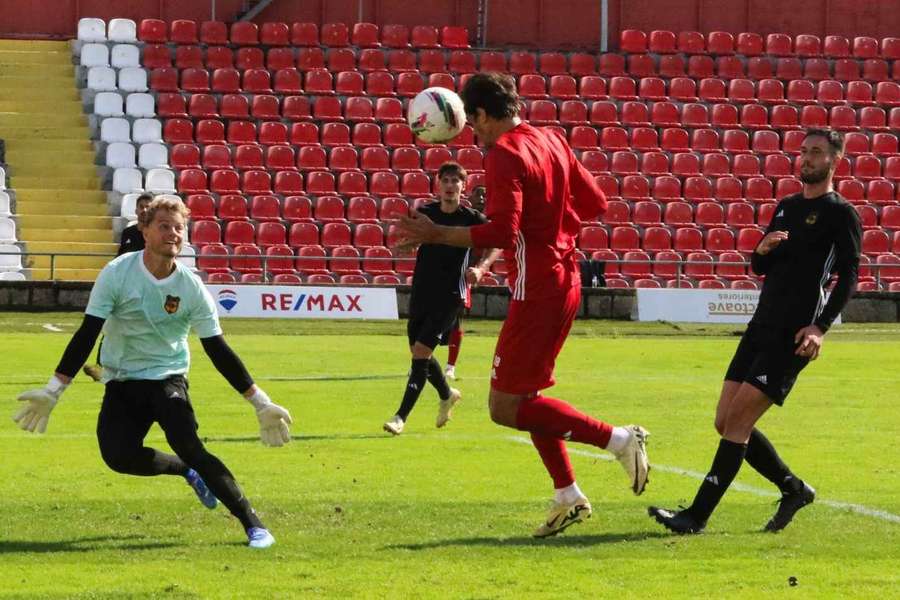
[18,228,114,243]
[27,267,102,281]
[0,63,72,77]
[26,253,112,270]
[5,138,94,152]
[10,150,97,164]
[12,176,101,190]
[16,215,112,230]
[14,189,107,203]
[0,87,81,101]
[0,99,84,112]
[1,127,90,141]
[25,240,118,254]
[0,112,86,127]
[13,163,99,178]
[16,200,109,216]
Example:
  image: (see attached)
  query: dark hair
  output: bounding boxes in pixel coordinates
[437,161,467,181]
[459,72,520,120]
[804,128,845,155]
[136,192,155,205]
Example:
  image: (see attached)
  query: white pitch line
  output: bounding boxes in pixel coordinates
[507,435,900,525]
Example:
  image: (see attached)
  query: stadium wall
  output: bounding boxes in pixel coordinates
[2,282,899,322]
[0,0,897,45]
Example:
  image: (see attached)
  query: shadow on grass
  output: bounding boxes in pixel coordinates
[204,433,397,443]
[386,530,672,550]
[0,534,178,554]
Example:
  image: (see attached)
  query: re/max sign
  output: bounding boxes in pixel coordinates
[260,293,363,312]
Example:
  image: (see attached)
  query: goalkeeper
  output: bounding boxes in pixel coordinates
[12,196,291,549]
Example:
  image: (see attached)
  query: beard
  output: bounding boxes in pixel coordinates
[800,166,830,184]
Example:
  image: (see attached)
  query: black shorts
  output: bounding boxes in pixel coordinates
[439,305,465,346]
[97,375,198,446]
[407,302,461,349]
[724,322,810,405]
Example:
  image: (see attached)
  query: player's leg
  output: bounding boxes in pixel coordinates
[650,382,772,533]
[96,380,188,477]
[490,287,650,494]
[445,316,463,379]
[153,377,272,546]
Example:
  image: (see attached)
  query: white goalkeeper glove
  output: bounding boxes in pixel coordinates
[246,388,293,447]
[13,375,69,434]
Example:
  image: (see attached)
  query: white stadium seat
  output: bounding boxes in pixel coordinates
[0,218,17,242]
[125,93,155,117]
[120,192,140,219]
[0,271,26,281]
[94,92,124,116]
[118,67,148,92]
[110,44,140,68]
[79,43,109,67]
[107,19,137,43]
[138,143,169,169]
[106,142,137,168]
[100,117,131,143]
[0,244,23,272]
[87,66,117,91]
[145,168,177,193]
[0,191,10,216]
[112,168,144,194]
[178,244,197,270]
[132,118,162,143]
[0,166,6,190]
[77,18,106,42]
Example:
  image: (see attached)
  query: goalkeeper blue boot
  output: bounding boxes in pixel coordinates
[247,527,276,549]
[185,469,218,509]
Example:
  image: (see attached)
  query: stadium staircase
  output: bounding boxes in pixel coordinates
[0,39,114,281]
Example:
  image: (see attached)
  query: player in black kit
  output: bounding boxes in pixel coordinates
[383,162,488,435]
[649,129,862,534]
[83,192,154,382]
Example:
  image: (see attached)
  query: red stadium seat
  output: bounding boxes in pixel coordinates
[726,202,755,227]
[699,78,727,102]
[188,93,217,119]
[852,36,878,59]
[604,200,631,225]
[734,154,761,178]
[745,176,774,203]
[659,55,686,78]
[748,57,774,80]
[695,202,725,227]
[649,30,677,53]
[635,202,663,228]
[172,143,202,170]
[640,152,670,176]
[727,78,757,104]
[684,176,714,202]
[736,227,765,253]
[660,128,690,152]
[716,55,745,79]
[723,129,751,154]
[867,179,896,204]
[609,76,637,100]
[688,55,715,79]
[620,29,647,53]
[157,93,188,118]
[338,171,368,196]
[752,130,781,154]
[203,46,233,70]
[628,54,656,78]
[716,252,747,280]
[177,168,208,194]
[700,152,729,177]
[880,205,900,228]
[854,155,882,180]
[863,59,889,83]
[202,144,232,170]
[479,51,507,72]
[816,80,845,105]
[510,51,537,75]
[669,77,698,102]
[164,118,194,144]
[622,175,651,200]
[200,21,228,45]
[714,176,742,202]
[236,47,264,70]
[675,228,704,253]
[578,76,608,100]
[672,152,701,177]
[653,176,683,202]
[322,223,352,249]
[771,104,800,130]
[347,196,378,223]
[250,95,280,121]
[610,151,638,175]
[844,132,871,156]
[579,226,609,250]
[677,31,705,54]
[764,154,793,179]
[199,244,230,274]
[787,79,816,104]
[862,229,890,255]
[706,227,735,253]
[219,94,249,119]
[170,19,198,44]
[381,24,409,49]
[709,31,736,55]
[765,33,793,56]
[741,104,769,130]
[664,201,692,225]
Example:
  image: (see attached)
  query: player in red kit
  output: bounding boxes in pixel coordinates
[397,73,650,537]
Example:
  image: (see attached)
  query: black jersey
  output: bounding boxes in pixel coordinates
[750,192,862,332]
[409,202,486,313]
[117,224,145,256]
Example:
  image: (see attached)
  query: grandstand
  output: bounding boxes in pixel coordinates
[2,9,900,289]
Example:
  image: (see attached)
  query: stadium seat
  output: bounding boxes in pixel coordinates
[698,153,728,178]
[297,146,326,171]
[621,103,652,127]
[862,229,890,255]
[832,58,860,82]
[622,175,651,200]
[209,68,238,93]
[691,128,720,152]
[748,57,774,80]
[610,226,641,251]
[628,54,656,78]
[854,155,882,180]
[725,202,755,227]
[674,228,704,253]
[297,47,325,71]
[604,200,631,226]
[620,29,647,53]
[699,78,727,102]
[764,154,793,179]
[727,78,756,104]
[578,76,608,100]
[608,76,637,100]
[705,227,736,253]
[771,104,800,130]
[667,153,698,178]
[621,251,653,279]
[716,55,745,79]
[236,47,264,70]
[765,33,793,56]
[666,77,696,103]
[752,130,781,154]
[863,59,889,82]
[695,202,725,227]
[634,202,663,227]
[715,176,743,202]
[723,129,751,154]
[843,132,871,156]
[745,176,774,203]
[662,201,691,225]
[360,148,390,172]
[787,79,816,104]
[306,171,336,195]
[657,128,688,153]
[479,51,507,72]
[204,46,233,70]
[688,55,715,79]
[658,54,686,78]
[322,223,352,249]
[384,123,414,147]
[579,226,609,250]
[740,104,769,130]
[851,36,878,59]
[702,30,735,55]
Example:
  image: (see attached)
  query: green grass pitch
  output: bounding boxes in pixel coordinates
[0,314,898,599]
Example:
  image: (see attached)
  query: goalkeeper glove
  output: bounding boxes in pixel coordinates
[13,375,69,434]
[246,388,293,447]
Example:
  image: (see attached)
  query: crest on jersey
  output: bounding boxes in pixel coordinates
[164,295,181,314]
[805,212,818,225]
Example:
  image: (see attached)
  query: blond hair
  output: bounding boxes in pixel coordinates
[139,195,190,228]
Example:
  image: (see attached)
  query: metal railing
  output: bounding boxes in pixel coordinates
[0,249,895,289]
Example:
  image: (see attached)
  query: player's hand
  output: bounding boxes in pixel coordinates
[794,325,824,360]
[245,387,293,447]
[756,231,789,255]
[397,211,439,247]
[13,376,69,434]
[465,266,484,285]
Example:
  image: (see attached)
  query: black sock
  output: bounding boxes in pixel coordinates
[396,358,429,421]
[745,429,803,494]
[426,357,451,400]
[687,439,748,523]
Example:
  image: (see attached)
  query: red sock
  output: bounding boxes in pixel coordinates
[447,328,463,366]
[516,395,614,449]
[531,432,574,489]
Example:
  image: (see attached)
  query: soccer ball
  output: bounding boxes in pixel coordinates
[407,87,467,143]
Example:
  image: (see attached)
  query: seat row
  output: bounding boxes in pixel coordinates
[619,30,900,61]
[206,272,418,286]
[580,224,764,254]
[182,193,414,225]
[166,143,485,173]
[80,18,470,50]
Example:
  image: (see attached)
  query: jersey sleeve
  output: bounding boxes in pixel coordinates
[814,203,862,332]
[470,147,523,249]
[85,262,119,319]
[190,277,223,338]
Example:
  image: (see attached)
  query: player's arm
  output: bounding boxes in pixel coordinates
[198,335,292,447]
[467,248,502,284]
[751,201,788,275]
[813,205,863,333]
[13,314,105,433]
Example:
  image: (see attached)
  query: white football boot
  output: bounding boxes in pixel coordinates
[435,388,461,428]
[533,497,592,538]
[383,415,405,436]
[614,425,650,495]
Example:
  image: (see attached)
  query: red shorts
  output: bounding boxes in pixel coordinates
[490,285,580,395]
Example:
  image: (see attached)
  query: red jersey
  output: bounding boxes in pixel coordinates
[469,122,607,300]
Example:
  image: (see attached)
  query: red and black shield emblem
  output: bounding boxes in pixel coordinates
[164,295,180,314]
